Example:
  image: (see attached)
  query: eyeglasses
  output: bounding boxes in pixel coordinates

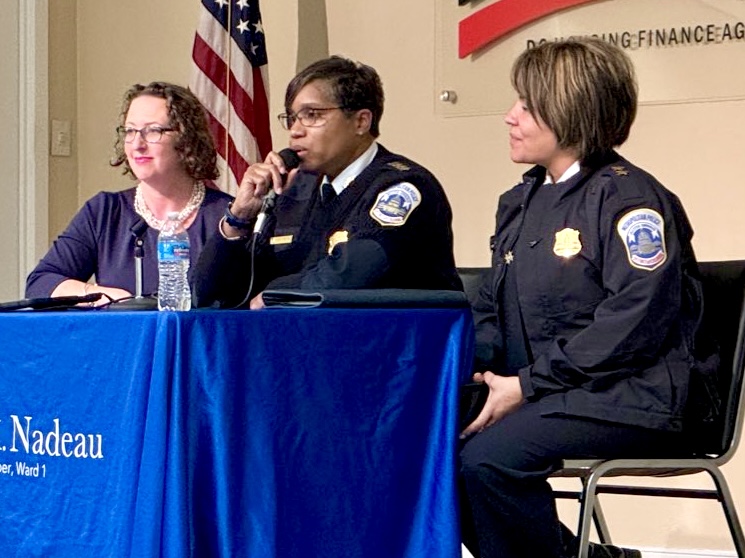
[117,125,175,143]
[277,107,343,130]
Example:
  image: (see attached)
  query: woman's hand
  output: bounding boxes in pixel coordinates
[88,285,133,306]
[230,151,300,221]
[460,372,524,439]
[51,279,132,307]
[249,292,265,310]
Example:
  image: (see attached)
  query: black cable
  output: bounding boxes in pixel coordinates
[229,232,260,309]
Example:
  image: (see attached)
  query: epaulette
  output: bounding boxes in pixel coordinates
[605,163,645,201]
[386,161,411,172]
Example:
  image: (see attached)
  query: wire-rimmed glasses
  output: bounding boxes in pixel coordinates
[277,107,344,130]
[117,125,175,143]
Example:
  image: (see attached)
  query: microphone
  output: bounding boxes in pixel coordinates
[105,218,158,310]
[130,218,148,298]
[253,148,302,236]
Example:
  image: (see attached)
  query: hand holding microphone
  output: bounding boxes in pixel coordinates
[224,148,302,236]
[253,148,301,235]
[226,148,302,310]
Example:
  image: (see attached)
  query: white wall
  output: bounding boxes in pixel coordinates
[2,0,47,299]
[0,0,21,298]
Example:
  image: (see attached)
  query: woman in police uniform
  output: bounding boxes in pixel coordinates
[459,37,706,558]
[192,56,461,308]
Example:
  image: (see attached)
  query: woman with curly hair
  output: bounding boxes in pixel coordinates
[26,81,232,305]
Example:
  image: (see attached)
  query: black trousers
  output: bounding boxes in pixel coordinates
[459,402,685,558]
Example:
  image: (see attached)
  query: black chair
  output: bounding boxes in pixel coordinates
[552,260,745,557]
[457,261,745,557]
[456,267,489,308]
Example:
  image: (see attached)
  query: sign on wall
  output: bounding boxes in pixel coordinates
[436,0,745,116]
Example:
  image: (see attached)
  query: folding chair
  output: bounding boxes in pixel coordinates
[552,260,745,558]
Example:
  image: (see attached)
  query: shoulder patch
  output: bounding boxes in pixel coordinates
[616,208,666,271]
[369,183,422,227]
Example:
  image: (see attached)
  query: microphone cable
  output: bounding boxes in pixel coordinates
[227,148,301,309]
[229,229,261,309]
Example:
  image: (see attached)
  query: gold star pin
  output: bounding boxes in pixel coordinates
[611,165,629,176]
[504,250,514,265]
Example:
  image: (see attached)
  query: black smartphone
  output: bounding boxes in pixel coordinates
[459,382,489,431]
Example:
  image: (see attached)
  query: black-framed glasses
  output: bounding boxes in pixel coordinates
[277,107,343,130]
[117,125,175,143]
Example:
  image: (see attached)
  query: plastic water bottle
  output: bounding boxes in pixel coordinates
[157,212,191,311]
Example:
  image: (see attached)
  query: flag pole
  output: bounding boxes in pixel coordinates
[224,1,232,192]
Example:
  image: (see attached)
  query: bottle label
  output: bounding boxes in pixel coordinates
[158,240,190,261]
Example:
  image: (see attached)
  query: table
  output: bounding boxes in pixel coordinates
[0,307,473,557]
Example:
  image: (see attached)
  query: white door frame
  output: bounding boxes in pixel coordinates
[17,0,48,297]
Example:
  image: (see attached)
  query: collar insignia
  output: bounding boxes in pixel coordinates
[387,161,410,171]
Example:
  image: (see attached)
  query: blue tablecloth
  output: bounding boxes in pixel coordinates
[0,307,473,557]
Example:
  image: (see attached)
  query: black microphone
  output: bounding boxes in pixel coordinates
[130,218,148,241]
[130,218,148,298]
[253,148,302,236]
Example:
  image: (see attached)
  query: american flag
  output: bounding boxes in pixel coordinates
[191,0,273,194]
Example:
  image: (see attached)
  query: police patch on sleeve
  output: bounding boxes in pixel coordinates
[616,208,667,271]
[369,182,421,227]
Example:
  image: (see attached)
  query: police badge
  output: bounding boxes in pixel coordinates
[327,230,349,255]
[616,208,667,271]
[553,228,582,258]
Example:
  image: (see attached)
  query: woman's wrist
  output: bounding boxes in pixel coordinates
[219,216,249,241]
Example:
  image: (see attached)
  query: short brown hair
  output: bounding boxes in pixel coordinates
[511,37,637,164]
[111,81,219,180]
[285,56,384,138]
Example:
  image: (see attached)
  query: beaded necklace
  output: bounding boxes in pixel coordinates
[134,181,205,231]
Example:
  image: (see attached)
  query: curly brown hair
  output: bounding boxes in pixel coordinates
[110,81,219,181]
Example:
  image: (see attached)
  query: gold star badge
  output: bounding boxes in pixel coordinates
[504,250,514,265]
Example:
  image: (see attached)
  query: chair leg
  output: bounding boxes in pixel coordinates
[592,499,612,544]
[576,476,601,558]
[579,477,612,544]
[575,461,745,558]
[706,466,745,557]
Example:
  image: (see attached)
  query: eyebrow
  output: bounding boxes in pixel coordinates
[123,121,170,127]
[292,104,331,111]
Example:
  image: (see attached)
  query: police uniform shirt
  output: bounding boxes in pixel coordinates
[472,152,702,432]
[191,144,462,307]
[322,141,379,199]
[500,161,580,375]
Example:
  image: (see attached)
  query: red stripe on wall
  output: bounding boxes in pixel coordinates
[459,0,600,58]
